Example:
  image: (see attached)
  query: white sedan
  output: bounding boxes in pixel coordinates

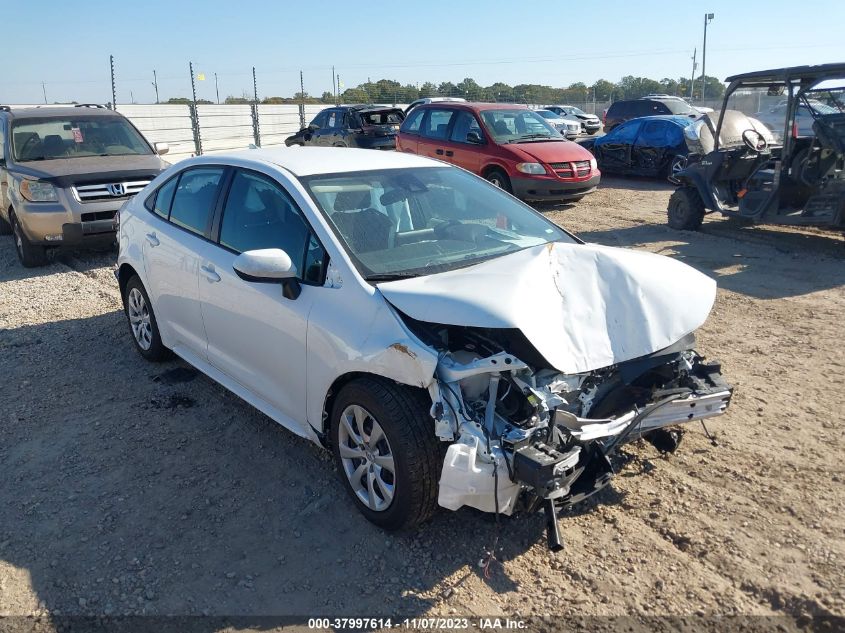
[116,148,731,549]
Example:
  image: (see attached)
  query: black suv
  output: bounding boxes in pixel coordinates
[604,98,699,132]
[285,104,405,150]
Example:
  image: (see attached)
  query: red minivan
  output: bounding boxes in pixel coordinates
[397,102,600,202]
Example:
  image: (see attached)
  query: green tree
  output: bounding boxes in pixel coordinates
[419,82,438,97]
[486,82,513,102]
[437,81,457,97]
[591,79,615,101]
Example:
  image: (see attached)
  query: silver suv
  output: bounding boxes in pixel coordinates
[0,104,169,266]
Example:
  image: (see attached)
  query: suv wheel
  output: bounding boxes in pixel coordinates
[667,187,705,231]
[485,169,512,193]
[124,275,171,361]
[330,377,440,530]
[0,210,12,236]
[10,213,47,267]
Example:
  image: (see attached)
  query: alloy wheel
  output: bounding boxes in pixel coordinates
[669,156,687,184]
[337,404,396,511]
[127,287,153,351]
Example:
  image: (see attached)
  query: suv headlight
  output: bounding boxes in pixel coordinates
[515,162,546,175]
[20,179,58,202]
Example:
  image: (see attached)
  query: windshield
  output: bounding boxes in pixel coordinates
[11,116,152,162]
[301,167,575,280]
[659,99,696,115]
[564,106,586,116]
[479,109,560,142]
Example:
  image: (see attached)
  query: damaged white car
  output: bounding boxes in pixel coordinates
[116,147,731,550]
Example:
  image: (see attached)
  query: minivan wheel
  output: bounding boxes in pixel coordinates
[124,275,171,361]
[667,187,705,231]
[485,169,512,193]
[10,213,47,267]
[330,377,440,530]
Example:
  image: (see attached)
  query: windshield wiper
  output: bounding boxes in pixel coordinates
[511,134,556,142]
[365,272,420,282]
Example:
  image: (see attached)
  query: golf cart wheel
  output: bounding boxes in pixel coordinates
[485,168,512,193]
[667,187,705,231]
[330,376,440,531]
[11,212,47,267]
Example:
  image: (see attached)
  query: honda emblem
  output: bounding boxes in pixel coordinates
[106,183,126,197]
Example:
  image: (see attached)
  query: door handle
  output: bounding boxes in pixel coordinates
[444,150,454,157]
[200,264,221,283]
[435,149,444,155]
[145,232,159,247]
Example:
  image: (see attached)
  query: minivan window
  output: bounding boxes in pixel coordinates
[219,169,325,283]
[449,111,483,143]
[168,167,224,236]
[479,109,558,142]
[11,116,152,162]
[401,107,424,133]
[421,109,455,139]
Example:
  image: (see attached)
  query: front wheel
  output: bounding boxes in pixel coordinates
[667,187,705,231]
[330,377,441,530]
[485,169,512,194]
[11,213,47,267]
[123,275,171,361]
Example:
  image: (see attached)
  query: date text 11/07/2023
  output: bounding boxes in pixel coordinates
[307,617,528,630]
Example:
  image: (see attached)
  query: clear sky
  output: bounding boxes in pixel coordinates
[4,0,844,104]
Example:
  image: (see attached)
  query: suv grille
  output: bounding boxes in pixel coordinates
[548,161,591,179]
[72,179,152,202]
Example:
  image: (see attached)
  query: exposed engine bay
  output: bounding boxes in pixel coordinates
[405,317,732,551]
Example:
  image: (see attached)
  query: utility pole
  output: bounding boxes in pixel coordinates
[215,73,220,104]
[109,54,116,109]
[41,81,47,104]
[332,66,337,104]
[689,48,697,99]
[299,70,306,129]
[252,66,258,104]
[152,70,159,104]
[130,90,135,104]
[337,74,342,105]
[188,62,202,155]
[701,13,714,101]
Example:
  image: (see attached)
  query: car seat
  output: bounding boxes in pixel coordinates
[331,190,394,253]
[493,120,511,136]
[42,135,66,158]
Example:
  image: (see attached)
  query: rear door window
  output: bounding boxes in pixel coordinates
[421,109,455,140]
[636,121,668,146]
[612,120,642,144]
[150,175,178,218]
[449,111,483,143]
[168,167,225,236]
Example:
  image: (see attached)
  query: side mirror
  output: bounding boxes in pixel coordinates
[466,131,484,144]
[233,248,301,299]
[154,142,169,156]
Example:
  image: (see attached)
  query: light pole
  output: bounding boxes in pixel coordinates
[689,48,697,98]
[701,13,714,101]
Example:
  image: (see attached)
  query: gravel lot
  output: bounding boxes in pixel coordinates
[1,176,843,628]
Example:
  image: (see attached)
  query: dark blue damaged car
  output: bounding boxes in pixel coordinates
[581,115,698,183]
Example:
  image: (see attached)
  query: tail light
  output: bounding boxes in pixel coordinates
[792,121,799,139]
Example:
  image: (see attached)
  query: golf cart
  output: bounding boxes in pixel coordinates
[667,63,845,232]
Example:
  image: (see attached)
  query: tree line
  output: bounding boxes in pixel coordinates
[167,74,726,106]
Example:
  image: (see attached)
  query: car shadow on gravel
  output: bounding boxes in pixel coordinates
[577,222,845,299]
[2,311,606,625]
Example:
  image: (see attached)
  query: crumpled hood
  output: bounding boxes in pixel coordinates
[511,139,594,164]
[378,241,717,374]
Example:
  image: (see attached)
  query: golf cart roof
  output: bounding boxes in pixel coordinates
[725,63,845,85]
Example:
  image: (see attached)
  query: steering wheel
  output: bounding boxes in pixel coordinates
[742,129,768,153]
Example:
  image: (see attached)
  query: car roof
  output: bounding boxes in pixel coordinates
[415,102,529,113]
[629,115,695,126]
[1,105,121,119]
[725,63,845,84]
[201,147,439,177]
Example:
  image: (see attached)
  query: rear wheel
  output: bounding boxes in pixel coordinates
[485,168,512,194]
[667,187,705,231]
[10,213,47,267]
[330,377,440,530]
[665,155,688,184]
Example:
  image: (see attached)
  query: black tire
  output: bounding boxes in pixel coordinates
[667,187,705,231]
[485,168,512,194]
[10,212,47,267]
[123,275,171,362]
[0,210,12,236]
[664,154,688,184]
[330,376,441,531]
